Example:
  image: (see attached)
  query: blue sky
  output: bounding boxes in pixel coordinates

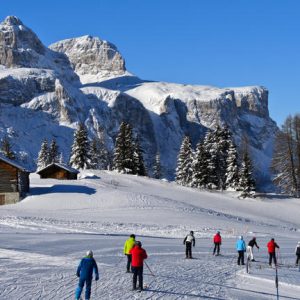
[1,0,299,125]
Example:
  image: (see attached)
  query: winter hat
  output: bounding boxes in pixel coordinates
[239,236,243,240]
[130,234,136,239]
[86,250,93,257]
[135,241,142,247]
[190,231,194,235]
[217,231,220,234]
[253,237,256,240]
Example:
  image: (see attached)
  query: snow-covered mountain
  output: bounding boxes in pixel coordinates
[0,16,278,189]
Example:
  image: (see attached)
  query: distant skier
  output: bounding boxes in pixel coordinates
[75,250,99,300]
[124,234,136,273]
[267,238,280,266]
[130,241,148,291]
[295,241,300,266]
[183,231,195,259]
[247,237,260,261]
[213,231,222,256]
[236,236,246,265]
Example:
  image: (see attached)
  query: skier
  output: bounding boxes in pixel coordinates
[183,231,195,259]
[236,236,246,265]
[213,231,222,256]
[124,234,136,273]
[130,241,148,291]
[247,237,260,261]
[267,238,280,266]
[295,241,300,266]
[75,250,99,300]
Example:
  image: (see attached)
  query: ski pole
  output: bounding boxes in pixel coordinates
[275,266,279,300]
[144,261,155,277]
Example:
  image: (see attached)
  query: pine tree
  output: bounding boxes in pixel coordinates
[192,141,209,188]
[37,139,50,170]
[90,138,100,169]
[153,153,161,179]
[69,123,91,169]
[0,135,16,160]
[225,139,239,190]
[133,137,147,176]
[49,139,60,164]
[123,124,135,174]
[239,150,255,198]
[175,136,193,186]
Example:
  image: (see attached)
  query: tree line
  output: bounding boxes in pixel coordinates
[175,126,256,198]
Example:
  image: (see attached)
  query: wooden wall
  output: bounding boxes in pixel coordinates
[0,161,18,193]
[39,166,77,180]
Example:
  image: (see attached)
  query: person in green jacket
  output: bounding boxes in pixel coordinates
[124,234,136,273]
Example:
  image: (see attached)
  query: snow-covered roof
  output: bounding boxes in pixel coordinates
[36,163,79,174]
[0,154,30,172]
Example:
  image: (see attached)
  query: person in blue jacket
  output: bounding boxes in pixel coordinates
[236,236,246,265]
[75,250,99,300]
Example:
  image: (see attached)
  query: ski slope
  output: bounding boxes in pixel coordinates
[0,171,299,299]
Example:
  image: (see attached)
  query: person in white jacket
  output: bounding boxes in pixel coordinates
[295,241,300,266]
[183,231,195,259]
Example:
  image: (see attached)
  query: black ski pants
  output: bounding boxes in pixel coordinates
[296,254,300,265]
[213,243,221,255]
[237,251,245,265]
[186,242,192,258]
[132,266,143,290]
[126,254,132,272]
[269,252,277,265]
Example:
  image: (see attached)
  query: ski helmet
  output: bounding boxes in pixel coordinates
[86,250,93,257]
[135,241,142,247]
[239,236,243,240]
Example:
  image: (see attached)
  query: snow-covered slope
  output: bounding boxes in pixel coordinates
[0,172,299,299]
[0,16,278,189]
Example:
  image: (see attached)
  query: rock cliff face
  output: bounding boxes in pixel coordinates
[0,16,278,189]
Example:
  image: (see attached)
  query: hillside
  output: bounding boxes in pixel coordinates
[0,172,299,299]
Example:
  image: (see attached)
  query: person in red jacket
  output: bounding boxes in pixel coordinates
[267,238,280,266]
[129,241,148,291]
[213,231,222,256]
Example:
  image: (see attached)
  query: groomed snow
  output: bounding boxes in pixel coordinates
[0,171,299,299]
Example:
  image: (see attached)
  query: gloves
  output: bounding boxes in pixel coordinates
[95,275,99,281]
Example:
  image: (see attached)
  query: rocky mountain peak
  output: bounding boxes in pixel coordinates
[3,16,23,26]
[49,35,126,83]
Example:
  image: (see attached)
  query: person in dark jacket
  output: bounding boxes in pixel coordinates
[75,250,99,300]
[236,236,246,265]
[130,241,148,291]
[213,231,222,256]
[183,231,195,259]
[247,237,260,261]
[267,238,280,266]
[295,241,300,266]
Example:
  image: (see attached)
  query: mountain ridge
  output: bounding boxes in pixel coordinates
[0,16,278,190]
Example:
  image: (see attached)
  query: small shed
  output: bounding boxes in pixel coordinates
[37,163,79,180]
[0,155,30,205]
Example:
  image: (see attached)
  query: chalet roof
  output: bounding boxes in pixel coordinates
[0,154,31,172]
[36,163,80,174]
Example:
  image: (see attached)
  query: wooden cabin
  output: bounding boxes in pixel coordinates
[0,155,30,205]
[37,163,79,180]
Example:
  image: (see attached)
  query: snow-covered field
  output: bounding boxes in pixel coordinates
[0,171,299,299]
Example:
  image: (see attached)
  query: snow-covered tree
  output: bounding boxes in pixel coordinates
[90,138,101,169]
[113,122,135,173]
[239,150,255,198]
[37,139,50,170]
[133,136,147,176]
[153,153,161,179]
[192,142,209,188]
[225,139,239,190]
[176,136,193,186]
[69,123,91,169]
[49,139,60,164]
[0,135,16,160]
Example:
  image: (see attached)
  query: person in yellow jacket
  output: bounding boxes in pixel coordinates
[124,234,136,273]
